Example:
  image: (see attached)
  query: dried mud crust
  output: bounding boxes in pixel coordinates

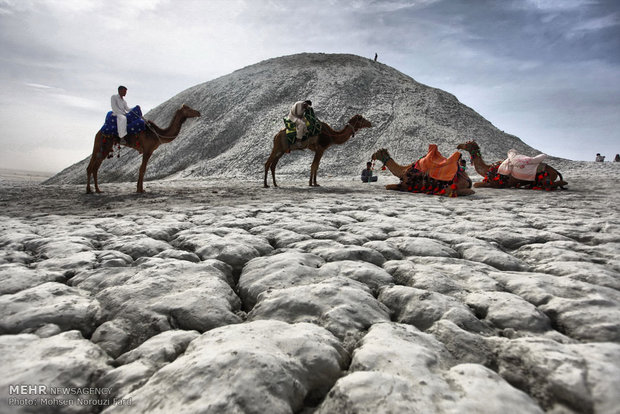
[0,174,618,413]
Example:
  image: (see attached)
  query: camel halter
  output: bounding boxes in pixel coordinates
[320,121,358,139]
[379,153,391,165]
[466,144,482,163]
[347,122,356,137]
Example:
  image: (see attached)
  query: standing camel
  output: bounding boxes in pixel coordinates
[86,104,200,194]
[456,140,567,190]
[264,114,372,187]
[371,147,474,196]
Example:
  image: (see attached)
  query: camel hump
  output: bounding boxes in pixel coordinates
[417,146,460,181]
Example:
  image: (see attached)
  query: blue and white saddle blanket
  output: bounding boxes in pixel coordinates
[100,105,146,136]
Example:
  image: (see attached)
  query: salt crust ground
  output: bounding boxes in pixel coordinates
[0,162,619,413]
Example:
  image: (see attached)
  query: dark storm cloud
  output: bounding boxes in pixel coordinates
[0,0,618,171]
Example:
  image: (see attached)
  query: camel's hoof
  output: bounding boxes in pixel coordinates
[264,184,269,188]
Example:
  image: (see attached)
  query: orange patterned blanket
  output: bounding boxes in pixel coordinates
[415,144,460,181]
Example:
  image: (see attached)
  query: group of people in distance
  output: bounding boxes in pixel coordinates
[596,153,620,162]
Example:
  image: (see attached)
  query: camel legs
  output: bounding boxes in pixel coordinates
[385,183,404,191]
[137,151,153,193]
[456,188,475,196]
[86,149,108,194]
[546,166,567,189]
[264,150,284,188]
[86,155,102,194]
[309,149,325,186]
[86,156,95,194]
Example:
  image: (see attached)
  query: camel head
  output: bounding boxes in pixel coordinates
[348,114,372,131]
[180,104,201,119]
[456,140,479,154]
[371,148,391,165]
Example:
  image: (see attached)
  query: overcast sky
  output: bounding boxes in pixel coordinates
[1,0,618,173]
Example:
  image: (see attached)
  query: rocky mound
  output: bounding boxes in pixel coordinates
[47,53,540,185]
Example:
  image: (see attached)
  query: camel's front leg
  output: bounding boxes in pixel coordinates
[473,181,490,188]
[264,153,275,188]
[137,151,153,193]
[270,153,284,188]
[264,159,271,188]
[385,184,403,191]
[87,135,107,194]
[87,153,106,193]
[456,188,475,196]
[86,157,95,194]
[264,151,283,188]
[93,165,102,193]
[309,149,324,186]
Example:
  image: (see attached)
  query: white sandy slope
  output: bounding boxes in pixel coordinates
[1,161,619,413]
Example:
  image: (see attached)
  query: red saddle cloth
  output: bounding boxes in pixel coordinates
[415,144,460,181]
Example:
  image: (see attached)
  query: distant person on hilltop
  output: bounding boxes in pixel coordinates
[614,154,620,162]
[595,153,605,162]
[361,162,378,182]
[374,53,378,62]
[111,86,132,144]
[288,100,312,142]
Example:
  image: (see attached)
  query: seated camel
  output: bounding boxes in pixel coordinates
[371,145,474,197]
[456,140,567,190]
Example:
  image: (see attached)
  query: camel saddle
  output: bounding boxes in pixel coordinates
[415,144,460,181]
[497,149,547,181]
[283,107,322,144]
[100,105,146,136]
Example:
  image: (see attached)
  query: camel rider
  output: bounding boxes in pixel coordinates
[288,100,312,142]
[111,85,131,144]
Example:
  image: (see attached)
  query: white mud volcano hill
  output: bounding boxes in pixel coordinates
[47,53,543,185]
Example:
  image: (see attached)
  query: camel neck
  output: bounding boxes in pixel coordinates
[384,158,410,179]
[468,149,491,176]
[152,110,187,142]
[165,111,186,135]
[332,124,355,145]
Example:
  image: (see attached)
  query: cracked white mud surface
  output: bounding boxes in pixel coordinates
[1,163,619,413]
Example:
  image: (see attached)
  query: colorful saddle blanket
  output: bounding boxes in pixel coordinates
[100,105,146,136]
[497,149,547,181]
[415,144,460,181]
[284,107,322,144]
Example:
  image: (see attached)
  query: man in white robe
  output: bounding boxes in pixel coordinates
[288,100,312,141]
[111,86,131,143]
